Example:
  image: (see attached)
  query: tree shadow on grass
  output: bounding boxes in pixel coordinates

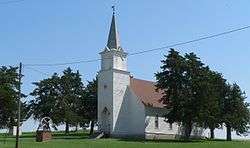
[52,132,89,140]
[1,131,90,140]
[20,134,36,138]
[206,139,245,142]
[0,138,13,143]
[117,138,245,144]
[116,138,207,143]
[0,133,35,139]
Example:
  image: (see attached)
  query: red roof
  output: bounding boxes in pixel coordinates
[130,78,165,108]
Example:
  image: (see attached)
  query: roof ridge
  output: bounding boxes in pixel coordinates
[131,77,156,83]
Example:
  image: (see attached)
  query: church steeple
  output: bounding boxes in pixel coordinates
[100,6,127,71]
[106,6,121,51]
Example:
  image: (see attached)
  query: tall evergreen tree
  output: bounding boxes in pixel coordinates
[155,48,187,124]
[199,70,226,139]
[156,49,207,140]
[181,52,208,139]
[0,66,29,129]
[60,68,85,133]
[30,74,62,127]
[221,83,250,141]
[76,79,97,135]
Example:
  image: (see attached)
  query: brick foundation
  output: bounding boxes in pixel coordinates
[36,131,52,142]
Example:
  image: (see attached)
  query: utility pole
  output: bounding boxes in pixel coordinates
[15,62,22,148]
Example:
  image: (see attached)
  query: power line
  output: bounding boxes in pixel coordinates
[15,62,22,148]
[129,25,250,56]
[0,0,26,4]
[24,66,51,76]
[24,25,250,67]
[24,58,101,67]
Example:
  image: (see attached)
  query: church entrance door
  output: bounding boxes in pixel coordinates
[101,107,111,136]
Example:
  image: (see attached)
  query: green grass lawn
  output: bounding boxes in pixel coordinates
[0,132,250,148]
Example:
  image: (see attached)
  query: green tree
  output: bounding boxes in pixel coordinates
[30,74,61,127]
[181,52,208,139]
[155,48,186,123]
[0,66,30,129]
[156,49,218,140]
[156,49,250,140]
[221,83,250,141]
[60,68,85,133]
[199,70,226,139]
[76,79,97,135]
[84,79,97,135]
[155,49,192,140]
[30,67,85,134]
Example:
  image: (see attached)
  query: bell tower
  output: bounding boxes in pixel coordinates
[97,7,130,136]
[100,9,128,72]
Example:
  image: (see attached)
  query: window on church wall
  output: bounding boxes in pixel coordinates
[155,115,159,129]
[169,123,173,130]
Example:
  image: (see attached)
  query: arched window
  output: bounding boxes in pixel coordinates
[155,115,159,129]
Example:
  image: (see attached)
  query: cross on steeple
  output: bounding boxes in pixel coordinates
[112,5,115,14]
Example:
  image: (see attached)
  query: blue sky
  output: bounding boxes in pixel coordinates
[1,0,250,138]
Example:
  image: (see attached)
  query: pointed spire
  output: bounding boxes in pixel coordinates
[106,6,121,50]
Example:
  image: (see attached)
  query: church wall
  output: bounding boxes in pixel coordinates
[111,70,130,136]
[113,54,127,71]
[145,107,180,138]
[97,70,114,133]
[101,53,113,71]
[112,86,146,138]
[111,79,146,138]
[101,50,127,71]
[145,107,206,139]
[127,87,145,137]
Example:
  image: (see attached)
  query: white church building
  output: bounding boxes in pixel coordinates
[97,11,205,139]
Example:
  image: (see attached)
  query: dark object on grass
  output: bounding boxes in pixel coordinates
[36,131,52,142]
[36,117,53,142]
